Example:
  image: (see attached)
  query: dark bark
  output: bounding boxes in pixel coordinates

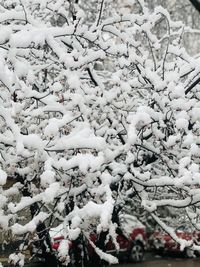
[189,0,200,13]
[91,230,109,267]
[185,75,200,94]
[86,67,98,87]
[15,173,56,266]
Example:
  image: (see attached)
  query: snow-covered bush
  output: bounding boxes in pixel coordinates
[146,0,200,55]
[1,0,200,265]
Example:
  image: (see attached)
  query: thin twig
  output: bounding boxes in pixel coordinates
[96,0,105,27]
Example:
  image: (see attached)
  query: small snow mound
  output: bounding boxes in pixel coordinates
[0,170,7,186]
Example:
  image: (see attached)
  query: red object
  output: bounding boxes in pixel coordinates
[150,225,200,255]
[50,214,147,263]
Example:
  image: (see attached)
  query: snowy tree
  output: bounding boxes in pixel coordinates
[145,0,200,55]
[1,0,200,266]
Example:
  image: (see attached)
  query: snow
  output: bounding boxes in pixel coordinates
[0,170,7,186]
[68,228,81,240]
[65,185,114,233]
[12,212,49,235]
[58,239,70,265]
[40,170,55,187]
[21,134,44,151]
[0,10,25,23]
[152,213,193,251]
[47,128,107,151]
[120,214,145,236]
[8,194,43,213]
[0,26,12,44]
[165,135,178,147]
[67,72,81,90]
[101,172,114,185]
[43,182,60,203]
[190,143,200,156]
[88,237,118,265]
[0,213,9,229]
[1,0,200,264]
[9,253,25,267]
[49,224,65,239]
[192,108,200,121]
[183,133,195,146]
[176,118,189,131]
[56,153,105,173]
